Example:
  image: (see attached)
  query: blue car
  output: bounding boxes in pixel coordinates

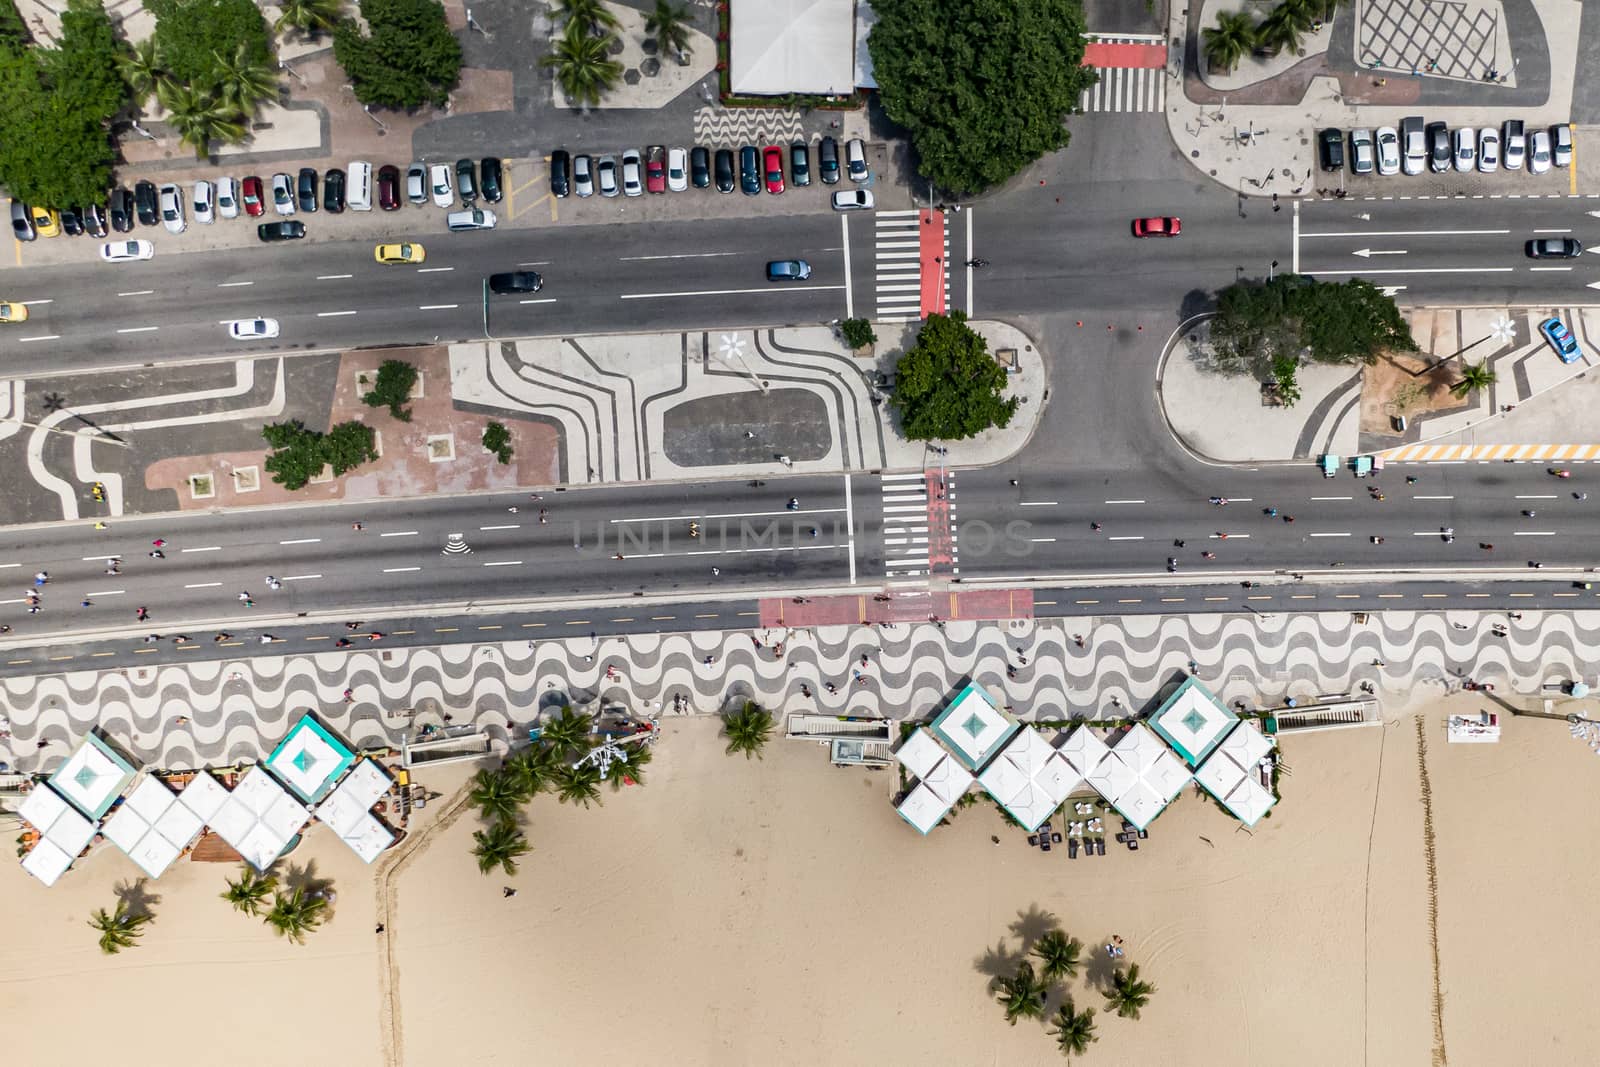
[1540,316,1581,363]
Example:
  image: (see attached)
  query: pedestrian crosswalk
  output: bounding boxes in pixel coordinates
[880,473,932,585]
[873,210,943,323]
[1078,65,1167,114]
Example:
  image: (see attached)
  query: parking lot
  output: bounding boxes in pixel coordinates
[1313,120,1578,199]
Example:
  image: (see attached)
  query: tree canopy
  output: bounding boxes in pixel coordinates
[1207,274,1417,380]
[868,0,1098,195]
[334,0,462,110]
[146,0,272,87]
[891,312,1018,441]
[261,419,377,490]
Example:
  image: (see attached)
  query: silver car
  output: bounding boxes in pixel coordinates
[406,162,427,204]
[1529,128,1552,174]
[1477,127,1500,172]
[1375,126,1400,176]
[573,154,594,197]
[429,163,454,208]
[271,173,296,216]
[596,155,619,197]
[216,176,239,219]
[1452,127,1474,172]
[621,148,643,196]
[1553,124,1572,167]
[1349,128,1374,175]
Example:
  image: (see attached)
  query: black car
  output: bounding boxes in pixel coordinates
[714,148,735,193]
[481,157,503,202]
[109,188,134,232]
[818,136,840,184]
[739,145,761,196]
[378,164,401,211]
[456,158,477,203]
[134,180,159,226]
[689,146,710,189]
[297,167,319,212]
[1426,121,1450,173]
[83,203,108,238]
[323,167,346,213]
[258,220,307,242]
[790,141,811,186]
[487,270,543,294]
[548,151,569,198]
[10,200,34,241]
[59,205,84,236]
[1526,237,1583,259]
[1318,128,1344,171]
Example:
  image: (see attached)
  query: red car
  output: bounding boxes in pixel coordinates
[645,145,666,193]
[1132,216,1181,237]
[763,146,784,193]
[240,175,265,217]
[377,164,400,211]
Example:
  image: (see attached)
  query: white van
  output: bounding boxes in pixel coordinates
[347,160,373,211]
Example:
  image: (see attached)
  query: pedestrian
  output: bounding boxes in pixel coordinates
[375,924,385,934]
[507,506,519,513]
[346,621,363,630]
[173,635,189,644]
[503,887,517,898]
[32,571,47,585]
[352,522,364,531]
[214,632,231,643]
[1406,476,1418,484]
[259,635,275,644]
[81,598,92,608]
[539,509,548,524]
[343,688,354,703]
[174,715,189,725]
[142,634,159,643]
[336,638,352,648]
[1091,522,1102,531]
[148,549,164,559]
[1174,540,1185,548]
[136,606,149,621]
[367,632,384,640]
[152,539,165,548]
[1073,634,1085,648]
[1283,515,1295,523]
[711,567,720,576]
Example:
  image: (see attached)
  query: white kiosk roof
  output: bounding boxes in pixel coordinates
[920,755,974,805]
[896,781,954,835]
[978,728,1084,832]
[893,728,946,780]
[210,767,310,871]
[929,683,1019,771]
[48,734,136,819]
[1100,725,1194,830]
[21,838,74,887]
[1148,676,1239,768]
[1058,726,1110,776]
[19,783,97,859]
[177,771,229,821]
[729,0,857,97]
[1194,723,1277,826]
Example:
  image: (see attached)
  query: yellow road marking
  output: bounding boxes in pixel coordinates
[435,626,458,633]
[477,624,502,630]
[92,651,116,656]
[1378,593,1403,598]
[521,622,545,628]
[507,171,548,221]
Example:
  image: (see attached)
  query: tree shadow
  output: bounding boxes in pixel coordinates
[113,877,160,920]
[974,936,1023,984]
[1007,903,1059,954]
[282,859,335,899]
[1082,942,1122,991]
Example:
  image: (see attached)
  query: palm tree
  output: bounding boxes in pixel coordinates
[275,0,345,37]
[1103,962,1157,1020]
[606,739,652,791]
[1202,11,1257,74]
[506,742,560,797]
[1256,4,1309,55]
[538,706,594,757]
[88,900,152,955]
[994,960,1048,1026]
[264,887,328,945]
[118,37,165,108]
[646,0,693,62]
[556,0,620,35]
[1450,360,1496,398]
[1032,929,1082,983]
[472,820,531,876]
[469,767,525,825]
[1049,1000,1099,1059]
[541,19,623,109]
[721,701,774,759]
[157,83,247,158]
[221,865,277,916]
[212,42,279,116]
[553,761,603,808]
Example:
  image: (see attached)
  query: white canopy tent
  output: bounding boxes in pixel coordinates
[47,733,135,819]
[17,784,98,886]
[920,754,975,806]
[314,759,397,865]
[1099,724,1195,831]
[893,728,947,781]
[896,782,953,835]
[177,770,229,822]
[209,767,311,872]
[729,0,857,96]
[977,728,1084,832]
[1194,722,1278,827]
[1148,676,1239,767]
[1058,726,1111,777]
[101,776,203,879]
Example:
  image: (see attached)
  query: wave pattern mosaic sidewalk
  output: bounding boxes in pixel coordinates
[4,608,1595,773]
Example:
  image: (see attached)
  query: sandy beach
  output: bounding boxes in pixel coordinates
[4,697,1600,1066]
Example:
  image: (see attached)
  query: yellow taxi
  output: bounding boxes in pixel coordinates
[29,205,60,237]
[374,242,425,265]
[0,302,30,323]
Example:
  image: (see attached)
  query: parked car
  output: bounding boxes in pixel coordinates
[1529,128,1552,174]
[846,138,868,181]
[257,220,306,242]
[1318,128,1344,171]
[100,239,155,262]
[109,188,135,232]
[238,176,264,218]
[790,141,811,186]
[573,154,594,198]
[1426,121,1450,173]
[1131,215,1181,237]
[714,148,735,193]
[227,317,279,340]
[766,259,812,282]
[456,158,477,203]
[429,163,454,208]
[549,151,570,198]
[1400,116,1425,175]
[192,180,214,224]
[644,145,666,193]
[818,136,840,184]
[1452,127,1474,172]
[1503,119,1526,169]
[323,168,346,212]
[1375,127,1400,176]
[1540,316,1581,363]
[597,155,619,197]
[1553,124,1573,167]
[739,146,760,195]
[446,208,497,231]
[666,147,688,192]
[0,301,28,323]
[297,168,319,212]
[831,189,874,211]
[1349,128,1374,175]
[407,162,427,205]
[216,176,239,219]
[690,146,711,189]
[82,202,107,238]
[374,242,425,264]
[30,204,60,237]
[378,165,401,211]
[1477,127,1500,172]
[480,157,503,202]
[1526,237,1582,259]
[134,180,159,226]
[10,201,35,241]
[621,148,643,196]
[59,205,84,236]
[271,173,296,215]
[488,271,543,294]
[763,145,785,193]
[157,184,185,234]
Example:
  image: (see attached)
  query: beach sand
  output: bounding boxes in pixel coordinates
[5,697,1599,1066]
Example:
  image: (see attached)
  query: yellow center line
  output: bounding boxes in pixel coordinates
[1464,593,1490,598]
[610,617,635,622]
[1552,592,1578,598]
[521,622,545,628]
[1335,594,1361,599]
[694,612,719,618]
[1075,599,1099,604]
[1377,593,1403,599]
[1160,597,1185,602]
[304,635,330,642]
[1290,594,1316,599]
[49,654,74,661]
[7,658,31,665]
[478,624,503,630]
[435,627,459,633]
[1204,596,1228,601]
[1117,598,1141,603]
[565,620,591,625]
[1246,595,1272,600]
[91,650,116,656]
[1508,592,1534,598]
[1035,599,1056,606]
[650,615,677,620]
[735,611,760,617]
[1421,593,1447,598]
[393,629,416,635]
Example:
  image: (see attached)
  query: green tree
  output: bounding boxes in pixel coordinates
[890,312,1017,441]
[322,421,378,476]
[552,762,603,808]
[1049,999,1099,1059]
[88,900,152,955]
[261,419,376,490]
[157,81,247,158]
[212,41,279,115]
[1449,360,1496,398]
[505,742,560,797]
[275,0,346,37]
[469,767,525,824]
[361,359,418,420]
[869,0,1099,196]
[333,0,462,110]
[606,738,652,791]
[540,18,622,109]
[1255,4,1308,56]
[555,0,620,35]
[1032,929,1082,983]
[0,81,118,207]
[839,317,876,349]
[721,700,774,760]
[1202,10,1257,74]
[1270,354,1303,407]
[645,0,693,61]
[264,887,329,944]
[994,959,1048,1026]
[1207,275,1416,380]
[118,36,165,108]
[147,0,273,88]
[538,707,594,757]
[221,865,277,916]
[1102,962,1156,1019]
[482,420,513,464]
[472,820,531,875]
[44,0,130,121]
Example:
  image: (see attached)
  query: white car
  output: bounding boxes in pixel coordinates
[158,183,185,233]
[1375,127,1400,176]
[271,173,296,216]
[846,138,868,181]
[666,146,688,192]
[621,148,643,197]
[1553,124,1572,167]
[1349,128,1374,175]
[429,163,454,208]
[1477,127,1500,172]
[596,155,619,197]
[831,189,874,211]
[193,180,215,224]
[1503,120,1526,170]
[216,176,238,219]
[227,317,280,340]
[1452,128,1474,172]
[99,239,154,262]
[1529,128,1552,173]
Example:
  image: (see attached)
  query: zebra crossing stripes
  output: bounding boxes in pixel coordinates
[880,473,931,585]
[1078,66,1167,114]
[874,210,943,323]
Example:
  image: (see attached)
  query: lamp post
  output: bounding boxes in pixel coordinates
[1268,259,1279,281]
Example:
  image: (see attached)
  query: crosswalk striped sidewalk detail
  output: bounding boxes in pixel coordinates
[880,472,931,586]
[1382,443,1600,462]
[874,210,943,323]
[1078,65,1167,113]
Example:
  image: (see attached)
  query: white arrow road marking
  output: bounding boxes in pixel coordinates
[1586,281,1600,290]
[1380,286,1407,296]
[1352,248,1407,257]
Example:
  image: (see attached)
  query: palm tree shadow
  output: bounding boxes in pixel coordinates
[1082,943,1120,991]
[114,877,160,920]
[282,859,334,897]
[974,937,1022,985]
[1008,903,1059,955]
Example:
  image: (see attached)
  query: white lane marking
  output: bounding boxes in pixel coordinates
[1030,537,1057,543]
[518,298,558,305]
[1533,228,1574,233]
[1414,495,1454,500]
[21,298,52,305]
[1513,530,1555,536]
[1310,532,1351,537]
[1351,248,1406,257]
[217,281,254,287]
[117,290,155,296]
[1299,228,1510,237]
[841,213,854,320]
[180,545,220,553]
[184,581,222,588]
[19,335,59,343]
[1292,198,1300,272]
[316,273,354,280]
[1104,499,1145,504]
[1106,535,1145,541]
[610,508,844,522]
[1515,494,1557,499]
[0,563,17,568]
[516,260,553,267]
[317,310,358,317]
[419,303,459,310]
[280,573,321,581]
[483,560,522,567]
[81,554,120,561]
[382,566,421,573]
[619,251,743,261]
[279,537,321,545]
[620,284,847,300]
[1300,267,1514,276]
[416,267,455,273]
[85,588,125,596]
[1018,501,1057,507]
[1529,266,1573,272]
[1311,495,1352,500]
[1209,533,1250,539]
[479,524,520,531]
[117,326,159,333]
[380,530,418,537]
